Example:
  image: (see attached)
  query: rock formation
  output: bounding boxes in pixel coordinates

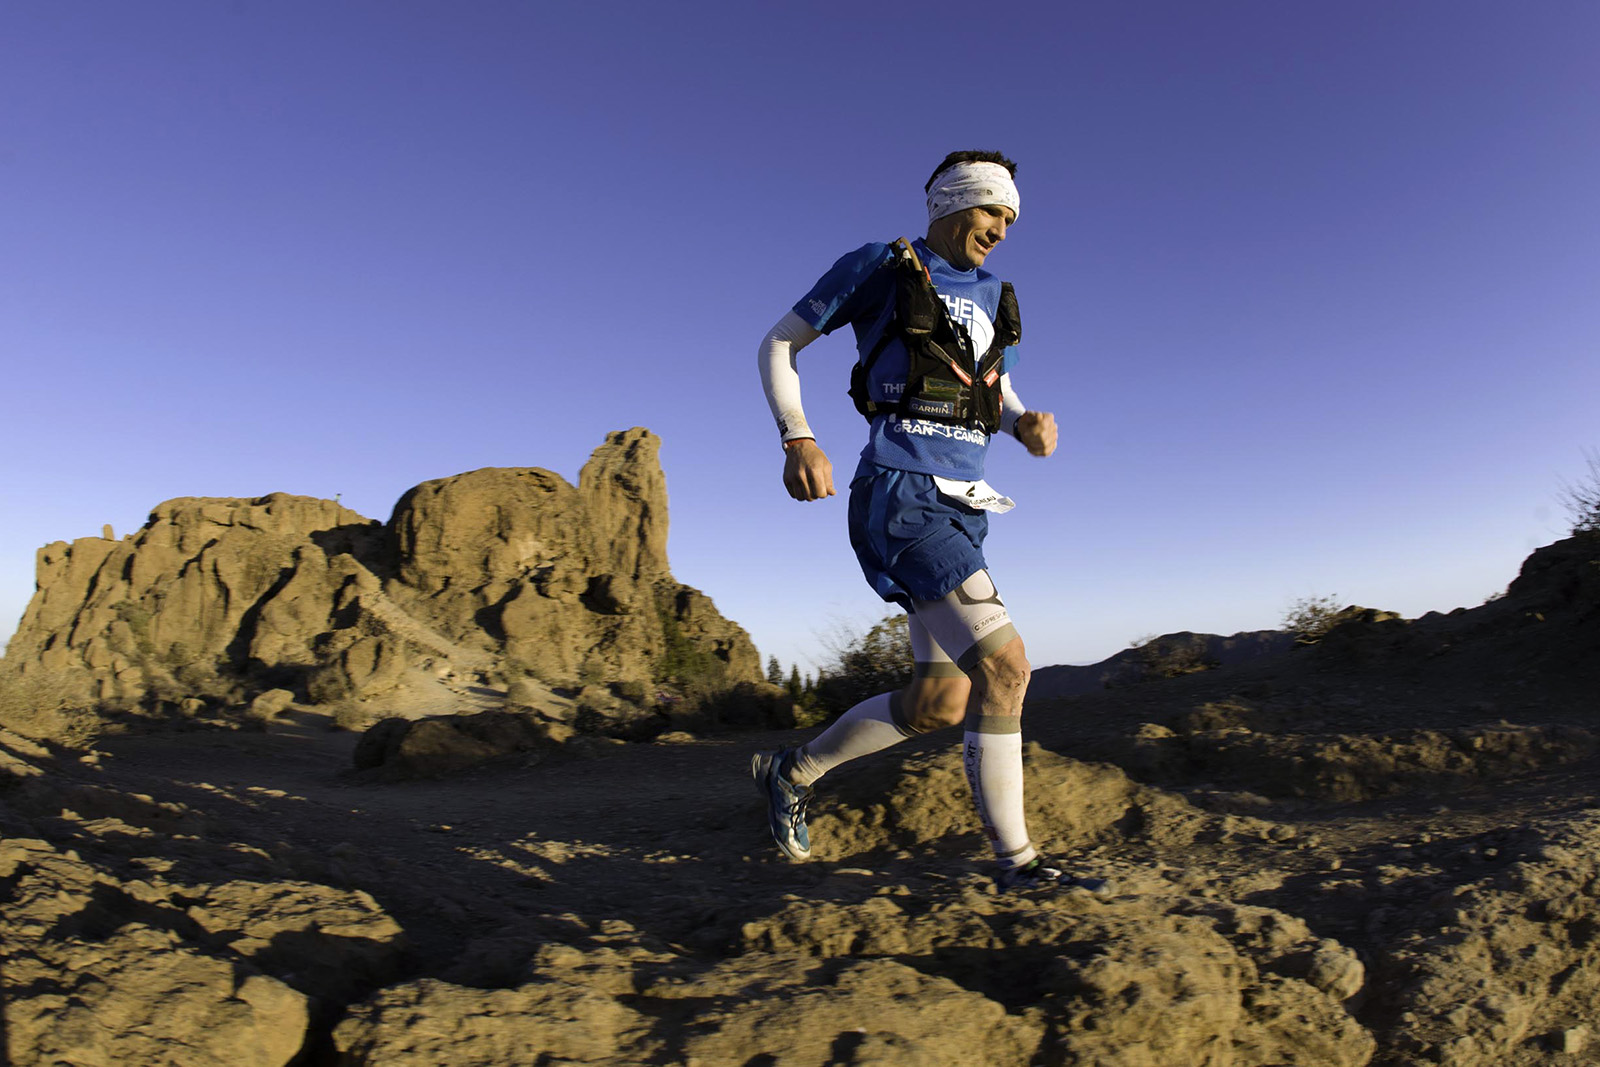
[0,429,764,736]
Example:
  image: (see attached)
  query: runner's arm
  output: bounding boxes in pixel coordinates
[999,374,1027,437]
[758,311,836,500]
[1001,374,1057,457]
[759,311,823,443]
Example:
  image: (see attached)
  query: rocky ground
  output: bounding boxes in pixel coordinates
[2,536,1597,1066]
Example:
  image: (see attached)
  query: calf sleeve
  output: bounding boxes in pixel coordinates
[961,715,1037,869]
[787,692,919,787]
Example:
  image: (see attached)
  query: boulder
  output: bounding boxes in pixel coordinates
[351,711,570,779]
[184,880,409,1003]
[245,688,295,722]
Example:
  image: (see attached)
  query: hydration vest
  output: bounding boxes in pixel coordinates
[848,238,1020,434]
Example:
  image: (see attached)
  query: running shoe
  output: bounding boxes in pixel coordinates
[995,857,1110,895]
[751,748,812,862]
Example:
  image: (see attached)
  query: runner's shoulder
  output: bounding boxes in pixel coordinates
[824,241,895,278]
[797,242,897,330]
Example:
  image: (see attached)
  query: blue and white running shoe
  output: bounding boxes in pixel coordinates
[751,748,812,862]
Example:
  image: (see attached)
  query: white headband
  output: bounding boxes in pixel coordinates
[926,161,1020,224]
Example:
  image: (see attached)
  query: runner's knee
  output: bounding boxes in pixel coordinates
[972,637,1030,703]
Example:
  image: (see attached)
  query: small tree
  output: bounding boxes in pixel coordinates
[813,614,914,716]
[766,655,784,685]
[794,670,827,728]
[1559,449,1600,537]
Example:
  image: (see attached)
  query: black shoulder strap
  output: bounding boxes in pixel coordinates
[994,281,1020,349]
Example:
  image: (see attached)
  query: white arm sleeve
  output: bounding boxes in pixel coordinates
[999,373,1028,437]
[758,310,823,443]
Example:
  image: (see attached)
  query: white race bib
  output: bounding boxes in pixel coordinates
[933,476,1015,514]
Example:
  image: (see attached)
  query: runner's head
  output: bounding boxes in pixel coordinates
[924,151,1019,271]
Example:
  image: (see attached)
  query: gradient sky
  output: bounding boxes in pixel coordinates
[3,2,1597,677]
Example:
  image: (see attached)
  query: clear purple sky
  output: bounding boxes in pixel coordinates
[3,3,1596,676]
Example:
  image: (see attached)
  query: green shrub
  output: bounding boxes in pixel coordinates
[0,668,96,743]
[653,595,728,695]
[112,601,156,657]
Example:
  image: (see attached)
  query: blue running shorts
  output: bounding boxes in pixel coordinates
[847,459,989,608]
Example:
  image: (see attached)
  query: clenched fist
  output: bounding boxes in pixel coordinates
[1015,411,1057,457]
[782,438,836,501]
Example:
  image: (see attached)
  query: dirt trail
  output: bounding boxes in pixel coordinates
[5,552,1600,1064]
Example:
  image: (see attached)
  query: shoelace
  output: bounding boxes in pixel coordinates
[780,780,812,829]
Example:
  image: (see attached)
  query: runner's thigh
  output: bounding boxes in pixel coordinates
[910,570,1020,674]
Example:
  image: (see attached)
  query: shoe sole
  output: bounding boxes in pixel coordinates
[1000,880,1110,896]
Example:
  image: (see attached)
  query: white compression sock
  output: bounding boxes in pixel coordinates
[961,715,1037,869]
[787,692,918,787]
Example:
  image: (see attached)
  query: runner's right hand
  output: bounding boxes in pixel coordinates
[782,438,835,501]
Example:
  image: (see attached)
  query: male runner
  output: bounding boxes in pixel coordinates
[752,151,1104,893]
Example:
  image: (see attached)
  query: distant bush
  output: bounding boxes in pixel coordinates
[1127,633,1217,678]
[1283,594,1345,644]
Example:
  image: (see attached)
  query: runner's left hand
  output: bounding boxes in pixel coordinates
[1015,411,1057,457]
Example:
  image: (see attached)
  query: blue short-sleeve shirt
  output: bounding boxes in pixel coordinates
[792,238,1018,480]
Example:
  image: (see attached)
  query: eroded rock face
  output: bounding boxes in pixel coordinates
[8,493,378,710]
[1,429,761,733]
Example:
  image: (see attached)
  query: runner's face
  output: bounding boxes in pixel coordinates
[929,205,1014,270]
